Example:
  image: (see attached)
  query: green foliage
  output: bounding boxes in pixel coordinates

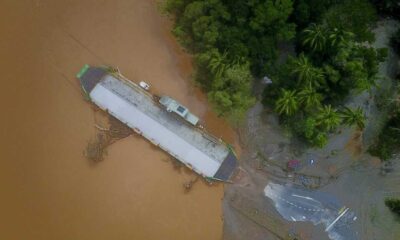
[298,86,323,110]
[302,117,329,147]
[340,106,366,129]
[208,50,229,79]
[369,89,400,160]
[324,0,377,43]
[208,63,255,120]
[385,198,400,215]
[314,132,329,147]
[261,0,385,147]
[275,89,299,116]
[292,116,328,147]
[369,105,400,160]
[316,105,341,131]
[323,64,340,84]
[328,28,355,49]
[165,0,296,121]
[292,0,344,30]
[289,53,325,88]
[302,23,328,52]
[166,0,386,144]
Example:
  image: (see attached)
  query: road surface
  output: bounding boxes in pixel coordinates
[264,183,357,240]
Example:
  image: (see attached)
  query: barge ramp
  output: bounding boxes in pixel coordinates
[77,65,237,182]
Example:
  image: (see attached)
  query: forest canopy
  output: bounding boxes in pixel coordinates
[165,0,390,147]
[164,0,296,121]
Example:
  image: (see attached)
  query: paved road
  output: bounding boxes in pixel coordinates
[264,183,357,240]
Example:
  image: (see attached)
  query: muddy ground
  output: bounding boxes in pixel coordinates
[223,20,400,240]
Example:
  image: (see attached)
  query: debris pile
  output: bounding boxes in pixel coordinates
[108,116,133,140]
[84,116,133,162]
[85,133,110,162]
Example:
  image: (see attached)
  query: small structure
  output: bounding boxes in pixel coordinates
[77,65,237,182]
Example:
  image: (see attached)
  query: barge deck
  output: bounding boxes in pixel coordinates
[77,65,237,182]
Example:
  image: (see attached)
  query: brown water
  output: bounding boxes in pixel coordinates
[0,0,238,239]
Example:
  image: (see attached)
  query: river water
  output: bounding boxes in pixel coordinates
[0,0,237,239]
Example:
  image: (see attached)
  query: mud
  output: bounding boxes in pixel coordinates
[0,0,238,239]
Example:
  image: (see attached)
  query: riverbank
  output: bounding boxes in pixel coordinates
[0,1,238,239]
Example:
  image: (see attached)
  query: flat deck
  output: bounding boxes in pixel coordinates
[82,69,236,180]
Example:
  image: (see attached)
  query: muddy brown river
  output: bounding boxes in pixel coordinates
[0,0,238,239]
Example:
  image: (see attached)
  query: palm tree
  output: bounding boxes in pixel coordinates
[291,53,324,89]
[208,50,229,79]
[355,76,376,93]
[275,89,299,116]
[302,23,328,52]
[298,87,323,110]
[340,106,366,129]
[316,105,341,131]
[328,27,354,48]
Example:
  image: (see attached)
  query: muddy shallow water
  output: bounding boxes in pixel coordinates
[0,0,237,239]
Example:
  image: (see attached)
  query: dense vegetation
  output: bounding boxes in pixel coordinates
[369,30,400,160]
[385,198,400,216]
[370,0,400,20]
[369,107,400,160]
[391,29,400,56]
[164,0,296,121]
[264,0,387,147]
[165,0,390,147]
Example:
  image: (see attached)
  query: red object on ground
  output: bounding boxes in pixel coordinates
[287,160,300,170]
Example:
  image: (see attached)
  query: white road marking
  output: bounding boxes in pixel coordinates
[326,208,349,231]
[268,191,322,212]
[292,194,315,201]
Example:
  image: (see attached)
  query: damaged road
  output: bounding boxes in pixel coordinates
[264,183,357,240]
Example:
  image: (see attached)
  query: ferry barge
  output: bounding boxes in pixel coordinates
[77,65,237,182]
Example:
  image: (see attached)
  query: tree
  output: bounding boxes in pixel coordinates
[302,23,327,52]
[328,28,354,48]
[324,0,377,43]
[209,63,255,120]
[385,198,400,215]
[343,59,371,92]
[208,50,229,79]
[298,87,322,110]
[166,0,296,118]
[316,105,341,131]
[290,53,325,89]
[249,0,295,41]
[323,64,341,84]
[292,0,342,30]
[314,132,328,147]
[298,117,328,147]
[191,16,220,51]
[340,106,366,129]
[275,89,299,116]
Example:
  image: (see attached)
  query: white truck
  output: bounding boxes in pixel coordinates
[159,96,199,126]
